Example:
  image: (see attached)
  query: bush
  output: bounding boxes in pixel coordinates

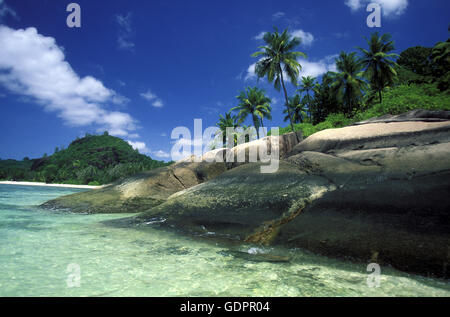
[278,83,450,138]
[355,84,450,121]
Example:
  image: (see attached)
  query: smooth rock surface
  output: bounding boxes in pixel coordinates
[131,161,333,239]
[353,109,450,125]
[132,114,450,277]
[280,143,450,278]
[289,121,450,155]
[41,161,227,213]
[41,132,301,213]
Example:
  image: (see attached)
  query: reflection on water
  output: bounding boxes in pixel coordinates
[0,184,448,297]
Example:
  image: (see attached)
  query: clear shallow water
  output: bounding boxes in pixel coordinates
[0,184,449,297]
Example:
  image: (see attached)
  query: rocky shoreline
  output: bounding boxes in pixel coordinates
[41,110,450,278]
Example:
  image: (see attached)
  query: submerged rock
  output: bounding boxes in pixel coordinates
[219,250,291,263]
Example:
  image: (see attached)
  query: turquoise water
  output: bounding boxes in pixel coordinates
[0,184,449,297]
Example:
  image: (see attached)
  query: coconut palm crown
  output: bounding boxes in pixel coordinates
[231,87,272,138]
[359,32,399,103]
[251,28,307,141]
[297,76,316,119]
[216,111,239,148]
[331,51,367,115]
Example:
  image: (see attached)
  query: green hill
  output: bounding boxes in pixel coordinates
[0,133,172,185]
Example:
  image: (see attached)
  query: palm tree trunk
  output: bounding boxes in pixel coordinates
[279,67,300,142]
[252,114,260,139]
[349,99,352,117]
[260,118,266,137]
[375,67,382,103]
[306,91,312,120]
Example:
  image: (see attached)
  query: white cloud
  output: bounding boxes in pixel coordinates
[298,55,337,78]
[290,29,314,47]
[253,31,267,40]
[127,140,150,154]
[116,13,135,51]
[152,99,164,108]
[345,0,408,17]
[254,29,314,47]
[111,94,130,106]
[333,32,350,39]
[140,91,156,100]
[272,12,285,20]
[172,135,216,148]
[245,63,257,81]
[245,55,337,83]
[0,26,138,138]
[345,0,363,11]
[152,150,170,159]
[140,90,164,108]
[128,140,170,159]
[202,106,220,115]
[173,138,196,147]
[0,0,18,21]
[117,37,135,51]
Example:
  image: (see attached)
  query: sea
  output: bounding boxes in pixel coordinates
[0,184,448,297]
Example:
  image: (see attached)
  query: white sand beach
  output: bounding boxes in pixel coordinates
[0,181,102,189]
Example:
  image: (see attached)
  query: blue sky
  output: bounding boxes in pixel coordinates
[0,0,448,161]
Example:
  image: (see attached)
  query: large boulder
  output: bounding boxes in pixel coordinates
[280,143,450,278]
[41,161,227,213]
[352,109,450,125]
[41,132,301,213]
[131,161,333,238]
[129,115,450,277]
[182,131,301,167]
[289,121,450,155]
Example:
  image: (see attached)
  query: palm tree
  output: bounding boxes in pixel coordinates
[252,28,307,142]
[359,32,399,103]
[282,94,306,124]
[311,72,339,123]
[231,87,272,139]
[431,37,450,91]
[235,125,257,143]
[216,112,239,148]
[331,52,367,116]
[297,76,316,119]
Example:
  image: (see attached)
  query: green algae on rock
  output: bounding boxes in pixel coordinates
[134,161,333,239]
[41,161,227,213]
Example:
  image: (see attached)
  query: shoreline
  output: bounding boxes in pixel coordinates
[0,181,102,189]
